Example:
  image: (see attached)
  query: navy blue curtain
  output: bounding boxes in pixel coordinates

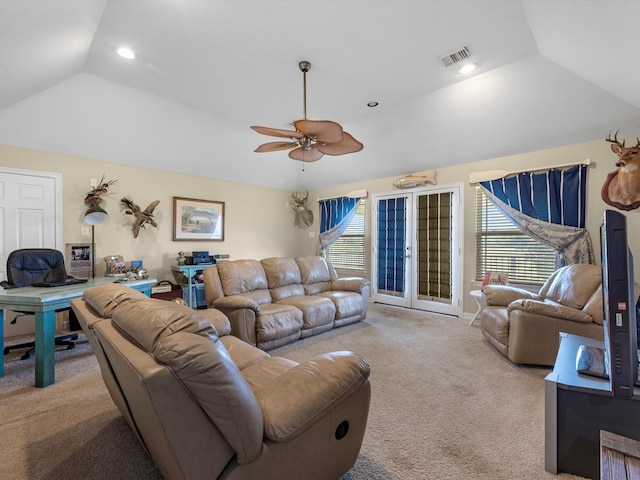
[480,164,587,228]
[319,196,361,249]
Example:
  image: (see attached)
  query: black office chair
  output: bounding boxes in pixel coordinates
[2,248,79,360]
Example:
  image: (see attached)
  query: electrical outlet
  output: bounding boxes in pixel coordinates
[90,178,98,188]
[308,231,315,238]
[81,226,89,236]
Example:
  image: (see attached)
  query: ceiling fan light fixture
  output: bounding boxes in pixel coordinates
[251,60,363,162]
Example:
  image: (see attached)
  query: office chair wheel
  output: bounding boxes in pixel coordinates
[20,351,32,361]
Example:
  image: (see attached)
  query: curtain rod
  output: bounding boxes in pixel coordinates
[469,159,591,184]
[316,189,368,202]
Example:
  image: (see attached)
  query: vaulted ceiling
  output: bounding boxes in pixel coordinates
[1,1,639,191]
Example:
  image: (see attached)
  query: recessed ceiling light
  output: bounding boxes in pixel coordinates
[116,47,136,60]
[367,101,379,108]
[457,63,478,75]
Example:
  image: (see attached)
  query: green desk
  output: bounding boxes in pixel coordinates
[0,276,156,387]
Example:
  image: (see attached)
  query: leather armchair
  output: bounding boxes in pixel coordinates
[71,283,371,480]
[480,264,604,366]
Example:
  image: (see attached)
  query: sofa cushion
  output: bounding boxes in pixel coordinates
[582,285,604,324]
[242,356,298,393]
[220,335,270,370]
[261,257,305,300]
[543,264,601,310]
[296,256,334,295]
[317,291,362,320]
[508,299,595,323]
[153,331,264,464]
[482,285,539,306]
[255,303,304,346]
[217,259,272,304]
[83,282,150,317]
[110,297,219,353]
[275,295,336,330]
[109,296,264,464]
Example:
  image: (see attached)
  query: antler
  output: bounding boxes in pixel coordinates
[606,130,626,148]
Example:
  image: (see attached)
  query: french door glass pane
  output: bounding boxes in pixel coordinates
[376,197,406,296]
[417,192,452,304]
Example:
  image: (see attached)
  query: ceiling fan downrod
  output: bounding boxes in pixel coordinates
[299,61,311,120]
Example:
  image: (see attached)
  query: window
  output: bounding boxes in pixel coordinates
[475,187,556,285]
[325,200,366,271]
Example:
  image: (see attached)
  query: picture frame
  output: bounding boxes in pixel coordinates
[173,197,225,241]
[65,243,93,279]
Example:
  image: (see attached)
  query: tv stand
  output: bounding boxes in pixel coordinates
[545,333,640,479]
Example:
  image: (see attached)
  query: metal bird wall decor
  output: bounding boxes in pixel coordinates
[120,196,160,238]
[84,175,117,207]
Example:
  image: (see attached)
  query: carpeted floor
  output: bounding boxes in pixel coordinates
[0,303,586,479]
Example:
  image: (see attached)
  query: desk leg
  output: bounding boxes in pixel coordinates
[0,309,4,377]
[34,311,56,388]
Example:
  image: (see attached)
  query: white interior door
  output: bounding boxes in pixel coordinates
[1,167,62,336]
[372,183,463,316]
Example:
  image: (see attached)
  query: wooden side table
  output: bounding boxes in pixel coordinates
[469,289,483,326]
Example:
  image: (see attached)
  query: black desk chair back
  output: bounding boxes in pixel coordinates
[2,248,79,360]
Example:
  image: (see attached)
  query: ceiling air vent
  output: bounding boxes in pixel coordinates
[439,46,472,68]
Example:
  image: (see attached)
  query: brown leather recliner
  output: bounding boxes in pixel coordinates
[71,283,371,480]
[480,264,604,366]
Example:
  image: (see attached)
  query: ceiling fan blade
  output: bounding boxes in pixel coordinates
[251,125,303,139]
[289,145,324,162]
[317,132,364,156]
[254,141,297,153]
[294,119,344,143]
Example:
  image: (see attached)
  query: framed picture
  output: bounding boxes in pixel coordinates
[65,243,93,279]
[173,197,225,241]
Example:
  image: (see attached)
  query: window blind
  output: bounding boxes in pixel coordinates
[475,187,556,285]
[325,200,366,271]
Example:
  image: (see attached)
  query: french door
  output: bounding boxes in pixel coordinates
[372,183,463,316]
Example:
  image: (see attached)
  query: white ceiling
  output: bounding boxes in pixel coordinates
[1,0,640,191]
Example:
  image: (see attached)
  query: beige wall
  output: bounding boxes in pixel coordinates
[0,144,299,283]
[2,137,639,316]
[298,137,640,315]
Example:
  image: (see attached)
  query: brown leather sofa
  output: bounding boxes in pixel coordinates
[203,255,370,350]
[480,263,604,366]
[71,283,371,480]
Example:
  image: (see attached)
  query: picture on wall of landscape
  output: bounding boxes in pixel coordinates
[173,197,225,241]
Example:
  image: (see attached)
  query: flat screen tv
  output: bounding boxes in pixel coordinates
[600,209,638,397]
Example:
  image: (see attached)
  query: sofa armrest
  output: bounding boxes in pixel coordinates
[508,299,594,323]
[482,285,539,306]
[331,277,370,294]
[256,351,370,442]
[213,295,260,313]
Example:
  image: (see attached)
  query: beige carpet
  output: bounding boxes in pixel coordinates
[0,303,585,480]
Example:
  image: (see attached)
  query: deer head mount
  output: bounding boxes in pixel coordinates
[290,191,313,228]
[602,131,640,210]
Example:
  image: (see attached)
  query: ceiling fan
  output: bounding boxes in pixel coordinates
[251,61,363,162]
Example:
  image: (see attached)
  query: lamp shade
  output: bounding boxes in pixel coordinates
[85,203,108,225]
